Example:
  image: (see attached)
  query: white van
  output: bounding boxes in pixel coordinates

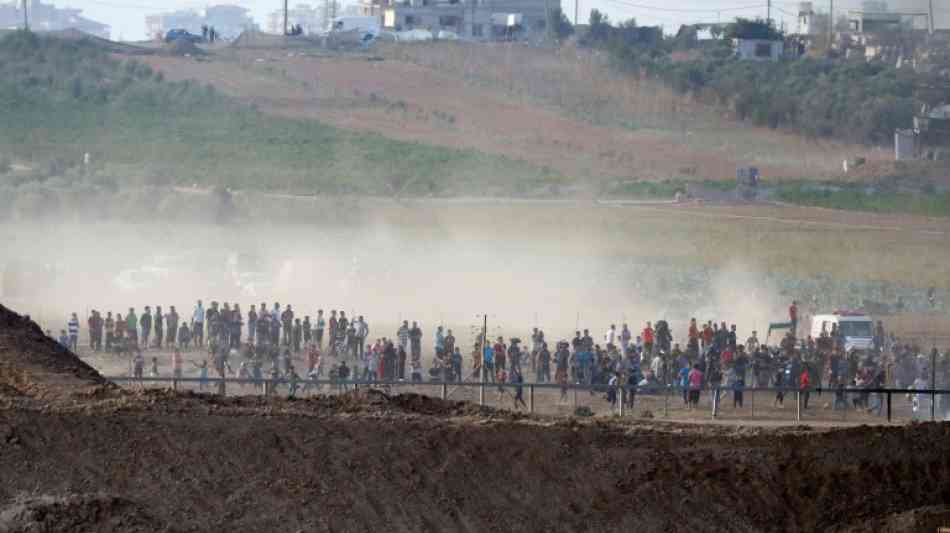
[330,16,380,37]
[810,312,874,352]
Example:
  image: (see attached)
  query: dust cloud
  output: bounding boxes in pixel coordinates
[0,194,787,348]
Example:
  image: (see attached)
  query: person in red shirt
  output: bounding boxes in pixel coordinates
[702,322,714,353]
[642,322,655,356]
[799,366,811,410]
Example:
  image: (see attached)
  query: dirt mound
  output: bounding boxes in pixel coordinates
[164,38,204,57]
[838,504,950,532]
[0,493,172,533]
[1,390,950,532]
[0,304,115,401]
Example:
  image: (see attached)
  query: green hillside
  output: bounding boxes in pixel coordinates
[0,31,561,196]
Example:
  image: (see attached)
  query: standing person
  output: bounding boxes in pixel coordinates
[451,347,463,382]
[328,311,338,352]
[126,308,138,349]
[537,342,551,383]
[620,324,632,353]
[140,307,152,350]
[642,322,655,357]
[687,364,703,409]
[231,304,243,348]
[166,306,179,349]
[86,311,96,351]
[248,305,258,346]
[192,300,205,348]
[482,341,495,383]
[356,316,369,358]
[177,321,192,349]
[281,305,294,347]
[773,366,786,407]
[153,308,163,349]
[397,321,410,353]
[605,324,617,348]
[67,313,80,352]
[104,312,115,351]
[799,366,811,410]
[409,322,423,363]
[303,316,312,346]
[397,344,407,380]
[444,329,456,358]
[435,326,445,357]
[292,319,303,354]
[315,310,325,349]
[512,369,527,410]
[171,347,183,380]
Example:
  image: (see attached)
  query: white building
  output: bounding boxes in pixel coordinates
[733,38,784,61]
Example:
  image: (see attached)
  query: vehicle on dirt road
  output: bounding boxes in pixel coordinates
[164,29,203,44]
[811,311,874,352]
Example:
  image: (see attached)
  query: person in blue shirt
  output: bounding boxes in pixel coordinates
[678,365,690,406]
[482,342,495,383]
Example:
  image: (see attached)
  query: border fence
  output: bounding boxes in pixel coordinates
[104,376,950,424]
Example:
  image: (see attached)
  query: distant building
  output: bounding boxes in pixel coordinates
[797,2,815,35]
[733,38,784,61]
[266,4,323,35]
[370,0,547,40]
[145,4,256,41]
[0,0,110,38]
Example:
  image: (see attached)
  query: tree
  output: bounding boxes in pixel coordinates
[546,6,574,41]
[587,9,611,44]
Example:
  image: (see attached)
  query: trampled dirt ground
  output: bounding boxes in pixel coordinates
[135,44,879,185]
[3,305,950,532]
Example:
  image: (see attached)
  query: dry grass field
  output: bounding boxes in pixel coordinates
[137,42,885,188]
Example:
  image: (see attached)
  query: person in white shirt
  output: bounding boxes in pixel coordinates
[605,324,617,347]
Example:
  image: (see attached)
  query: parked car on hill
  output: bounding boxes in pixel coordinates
[164,29,203,44]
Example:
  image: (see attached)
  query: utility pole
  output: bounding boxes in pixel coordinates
[767,0,771,25]
[574,0,578,27]
[828,0,834,52]
[22,0,28,32]
[283,0,289,35]
[929,0,935,35]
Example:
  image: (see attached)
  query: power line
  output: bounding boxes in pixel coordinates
[599,0,767,14]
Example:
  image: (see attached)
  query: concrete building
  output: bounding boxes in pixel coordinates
[146,4,255,41]
[0,0,109,38]
[797,2,815,35]
[733,38,784,61]
[369,0,547,40]
[266,4,323,35]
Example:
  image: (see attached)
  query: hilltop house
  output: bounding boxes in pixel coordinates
[266,4,323,35]
[0,0,109,38]
[363,0,547,40]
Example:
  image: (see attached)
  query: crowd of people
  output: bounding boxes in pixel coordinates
[55,299,950,417]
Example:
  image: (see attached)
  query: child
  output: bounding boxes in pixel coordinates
[171,348,183,380]
[149,357,160,378]
[193,359,209,391]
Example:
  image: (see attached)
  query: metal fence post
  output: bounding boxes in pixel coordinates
[573,386,577,408]
[750,388,754,418]
[886,391,892,422]
[618,387,624,417]
[529,385,534,413]
[711,387,719,419]
[665,386,670,417]
[173,379,178,392]
[441,382,447,400]
[479,381,484,406]
[796,390,801,422]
